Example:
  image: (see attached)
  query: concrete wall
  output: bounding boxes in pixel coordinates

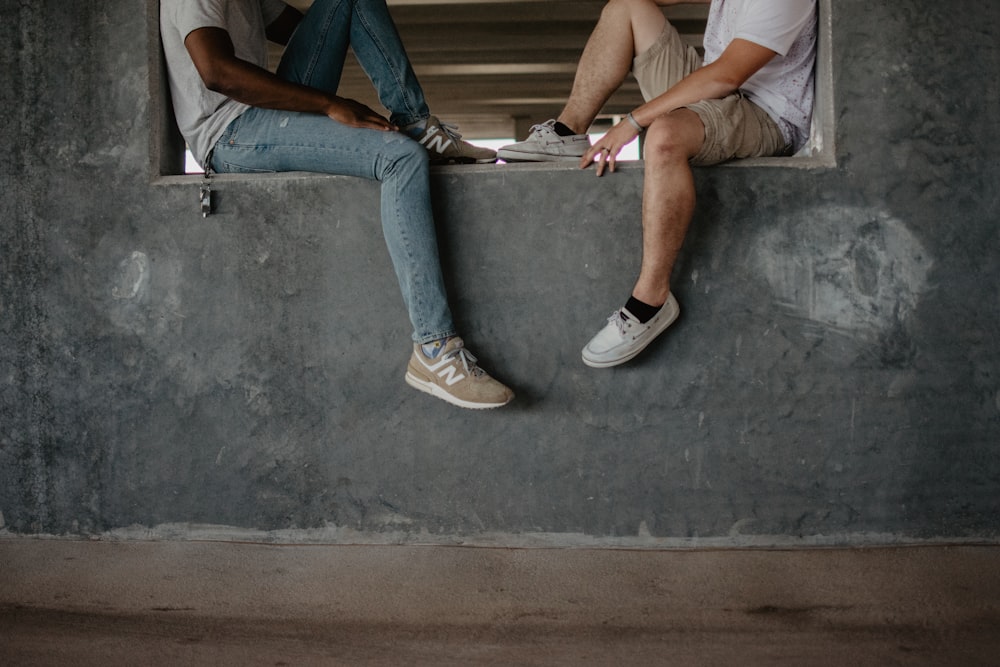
[2,0,998,546]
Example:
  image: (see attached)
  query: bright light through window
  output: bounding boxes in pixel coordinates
[185,150,202,174]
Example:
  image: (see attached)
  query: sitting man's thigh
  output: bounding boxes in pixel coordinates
[211,107,424,178]
[685,94,788,166]
[643,108,707,162]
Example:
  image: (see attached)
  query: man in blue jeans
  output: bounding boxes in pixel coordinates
[161,0,513,409]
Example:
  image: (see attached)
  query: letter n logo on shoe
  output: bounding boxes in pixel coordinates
[422,354,467,386]
[420,127,453,154]
[436,365,465,386]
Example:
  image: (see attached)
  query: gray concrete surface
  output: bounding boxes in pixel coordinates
[3,539,1000,665]
[2,0,999,547]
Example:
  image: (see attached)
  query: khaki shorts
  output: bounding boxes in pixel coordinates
[631,23,789,166]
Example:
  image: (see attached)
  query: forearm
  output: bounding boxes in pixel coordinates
[629,63,738,127]
[202,57,340,116]
[629,38,776,127]
[186,26,344,118]
[184,26,395,131]
[265,5,303,45]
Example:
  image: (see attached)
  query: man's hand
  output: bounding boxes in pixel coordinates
[580,120,640,176]
[325,97,397,132]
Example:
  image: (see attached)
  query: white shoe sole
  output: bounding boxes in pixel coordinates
[581,304,680,368]
[497,149,582,163]
[405,372,512,409]
[430,155,498,165]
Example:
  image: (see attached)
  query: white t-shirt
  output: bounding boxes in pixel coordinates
[703,0,817,151]
[160,0,287,168]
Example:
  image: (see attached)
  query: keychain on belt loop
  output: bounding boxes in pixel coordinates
[200,156,213,218]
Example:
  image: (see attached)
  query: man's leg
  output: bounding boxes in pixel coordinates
[582,95,787,368]
[211,109,451,341]
[579,108,703,368]
[632,95,789,307]
[337,0,497,162]
[277,0,494,163]
[277,0,429,127]
[631,108,705,307]
[559,0,668,134]
[498,0,670,162]
[210,109,512,407]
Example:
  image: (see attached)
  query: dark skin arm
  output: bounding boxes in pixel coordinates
[264,5,302,45]
[183,8,395,131]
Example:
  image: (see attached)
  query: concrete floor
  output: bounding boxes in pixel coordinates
[2,539,998,666]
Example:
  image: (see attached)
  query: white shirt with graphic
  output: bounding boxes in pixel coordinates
[703,0,817,151]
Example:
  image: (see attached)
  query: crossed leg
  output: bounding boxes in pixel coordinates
[558,0,668,134]
[276,0,429,127]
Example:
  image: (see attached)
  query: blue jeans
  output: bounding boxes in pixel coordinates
[210,0,454,344]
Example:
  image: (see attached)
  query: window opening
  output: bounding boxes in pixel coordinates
[152,0,833,178]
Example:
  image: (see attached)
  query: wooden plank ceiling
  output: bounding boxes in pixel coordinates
[275,0,708,139]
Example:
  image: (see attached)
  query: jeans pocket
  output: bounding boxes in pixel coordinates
[217,115,241,146]
[217,159,276,174]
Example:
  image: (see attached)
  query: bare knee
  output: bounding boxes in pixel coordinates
[603,0,668,55]
[643,112,705,165]
[601,0,661,29]
[605,0,658,15]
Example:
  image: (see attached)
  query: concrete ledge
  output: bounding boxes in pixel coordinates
[151,153,836,187]
[2,539,998,665]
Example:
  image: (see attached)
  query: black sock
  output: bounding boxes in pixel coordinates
[624,296,662,324]
[552,121,577,137]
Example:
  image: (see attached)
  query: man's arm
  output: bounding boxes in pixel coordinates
[183,26,395,131]
[631,37,777,128]
[583,37,777,174]
[264,5,303,46]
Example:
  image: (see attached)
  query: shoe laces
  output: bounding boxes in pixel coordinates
[437,121,464,142]
[442,344,485,378]
[529,119,558,138]
[608,309,634,337]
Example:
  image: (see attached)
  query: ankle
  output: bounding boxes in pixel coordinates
[552,120,579,137]
[555,117,586,136]
[630,286,669,309]
[419,336,451,359]
[624,295,662,324]
[401,117,430,135]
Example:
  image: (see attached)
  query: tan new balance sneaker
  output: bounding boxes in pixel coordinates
[405,337,513,409]
[407,116,497,164]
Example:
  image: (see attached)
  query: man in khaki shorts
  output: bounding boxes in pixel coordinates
[499,0,817,368]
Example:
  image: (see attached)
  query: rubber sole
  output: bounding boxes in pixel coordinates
[404,372,512,410]
[496,150,582,163]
